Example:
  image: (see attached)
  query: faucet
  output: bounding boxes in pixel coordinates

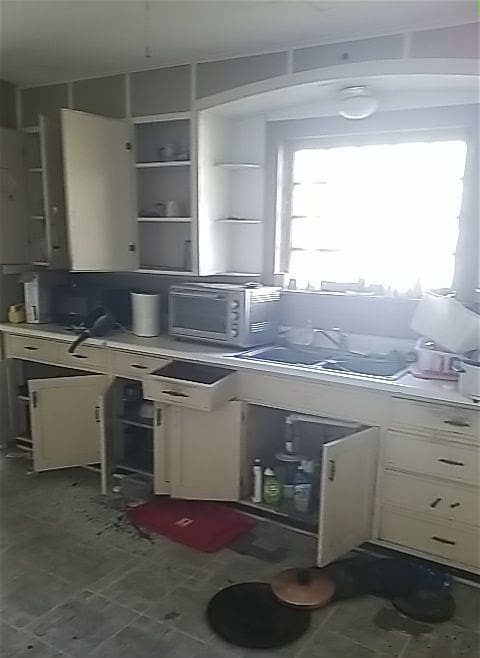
[315,327,349,352]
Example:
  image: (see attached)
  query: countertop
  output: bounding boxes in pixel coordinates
[1,322,479,409]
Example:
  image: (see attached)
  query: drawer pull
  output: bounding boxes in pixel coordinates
[450,502,461,508]
[161,390,189,398]
[430,497,442,508]
[72,354,87,359]
[443,419,470,428]
[431,535,456,546]
[24,345,38,351]
[131,364,148,370]
[438,458,464,467]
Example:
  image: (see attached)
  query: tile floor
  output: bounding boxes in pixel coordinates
[1,455,479,657]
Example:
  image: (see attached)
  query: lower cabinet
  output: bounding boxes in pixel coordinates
[153,401,244,501]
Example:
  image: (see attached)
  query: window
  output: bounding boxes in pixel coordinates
[281,135,468,294]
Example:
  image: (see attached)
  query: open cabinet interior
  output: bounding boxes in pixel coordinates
[197,111,265,275]
[135,117,193,274]
[115,378,154,480]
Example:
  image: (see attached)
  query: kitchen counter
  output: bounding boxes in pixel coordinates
[1,322,478,409]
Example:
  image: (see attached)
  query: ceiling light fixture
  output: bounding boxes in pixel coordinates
[337,86,378,119]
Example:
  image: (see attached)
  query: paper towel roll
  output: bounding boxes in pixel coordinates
[131,292,161,337]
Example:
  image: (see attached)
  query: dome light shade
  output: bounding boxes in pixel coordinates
[338,86,378,119]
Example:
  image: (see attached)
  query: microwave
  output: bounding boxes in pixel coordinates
[169,283,281,347]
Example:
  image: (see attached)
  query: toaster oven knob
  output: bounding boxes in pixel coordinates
[231,311,239,320]
[231,328,239,337]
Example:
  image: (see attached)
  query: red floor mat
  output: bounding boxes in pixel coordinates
[127,497,256,553]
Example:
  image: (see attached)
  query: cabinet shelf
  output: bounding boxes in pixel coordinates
[119,415,153,430]
[218,218,261,224]
[136,268,194,276]
[116,464,153,478]
[31,215,45,221]
[239,498,318,531]
[136,161,191,169]
[137,217,191,223]
[31,261,48,267]
[28,167,43,173]
[24,126,40,134]
[214,163,262,169]
[18,394,30,402]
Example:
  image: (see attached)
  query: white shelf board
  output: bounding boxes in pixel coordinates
[28,167,43,173]
[31,261,48,267]
[136,268,194,276]
[214,162,262,169]
[136,161,190,169]
[131,112,191,124]
[31,215,45,221]
[137,216,191,223]
[24,126,40,134]
[217,219,261,224]
[221,271,262,276]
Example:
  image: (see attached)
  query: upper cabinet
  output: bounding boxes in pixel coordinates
[61,109,137,271]
[0,127,28,265]
[196,110,266,275]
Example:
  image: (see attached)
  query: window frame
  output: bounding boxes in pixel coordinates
[267,104,479,302]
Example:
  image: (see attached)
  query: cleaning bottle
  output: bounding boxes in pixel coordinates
[263,467,281,506]
[293,465,312,514]
[252,459,262,503]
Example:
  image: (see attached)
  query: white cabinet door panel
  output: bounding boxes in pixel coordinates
[318,427,379,566]
[153,404,171,495]
[29,374,109,471]
[61,109,137,271]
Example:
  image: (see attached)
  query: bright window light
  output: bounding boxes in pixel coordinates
[287,139,468,293]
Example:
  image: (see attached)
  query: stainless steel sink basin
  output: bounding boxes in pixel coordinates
[234,344,408,380]
[234,344,339,366]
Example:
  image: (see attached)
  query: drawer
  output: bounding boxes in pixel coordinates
[380,505,480,571]
[385,430,479,486]
[4,334,59,363]
[112,350,170,379]
[56,342,108,372]
[143,361,237,411]
[391,398,479,438]
[237,371,387,425]
[382,470,479,526]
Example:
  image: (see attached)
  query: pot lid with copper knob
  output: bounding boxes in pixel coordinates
[272,568,336,609]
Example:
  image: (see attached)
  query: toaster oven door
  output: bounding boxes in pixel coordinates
[170,290,230,342]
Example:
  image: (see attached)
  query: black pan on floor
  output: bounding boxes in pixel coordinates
[206,582,311,649]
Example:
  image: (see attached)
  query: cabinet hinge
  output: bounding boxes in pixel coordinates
[95,406,101,423]
[128,243,136,252]
[31,391,38,408]
[125,141,132,151]
[156,408,162,426]
[328,459,336,482]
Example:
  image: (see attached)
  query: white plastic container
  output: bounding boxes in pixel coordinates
[131,292,161,337]
[411,292,480,354]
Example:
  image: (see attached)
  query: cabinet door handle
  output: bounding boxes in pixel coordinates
[161,390,189,398]
[156,408,162,425]
[328,459,336,482]
[431,536,456,546]
[444,419,470,428]
[95,406,101,423]
[438,458,464,467]
[24,345,38,351]
[131,364,148,370]
[430,497,442,508]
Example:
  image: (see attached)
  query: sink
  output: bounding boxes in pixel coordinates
[235,344,408,380]
[319,355,408,379]
[234,344,339,366]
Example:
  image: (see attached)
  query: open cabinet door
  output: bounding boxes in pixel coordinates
[317,427,379,567]
[153,404,171,495]
[61,109,137,271]
[29,374,110,471]
[169,402,243,501]
[39,114,68,269]
[98,379,120,495]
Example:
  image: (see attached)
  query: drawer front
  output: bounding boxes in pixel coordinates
[391,398,479,438]
[112,350,170,379]
[382,470,479,526]
[56,343,108,371]
[4,334,59,363]
[237,371,387,425]
[380,505,480,570]
[143,373,236,411]
[385,431,479,485]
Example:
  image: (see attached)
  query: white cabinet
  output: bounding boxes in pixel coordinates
[24,116,68,268]
[28,373,110,471]
[318,426,378,566]
[153,401,244,501]
[0,127,28,265]
[196,111,265,275]
[61,109,137,271]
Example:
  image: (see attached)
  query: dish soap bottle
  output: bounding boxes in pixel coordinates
[252,459,262,503]
[263,468,281,506]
